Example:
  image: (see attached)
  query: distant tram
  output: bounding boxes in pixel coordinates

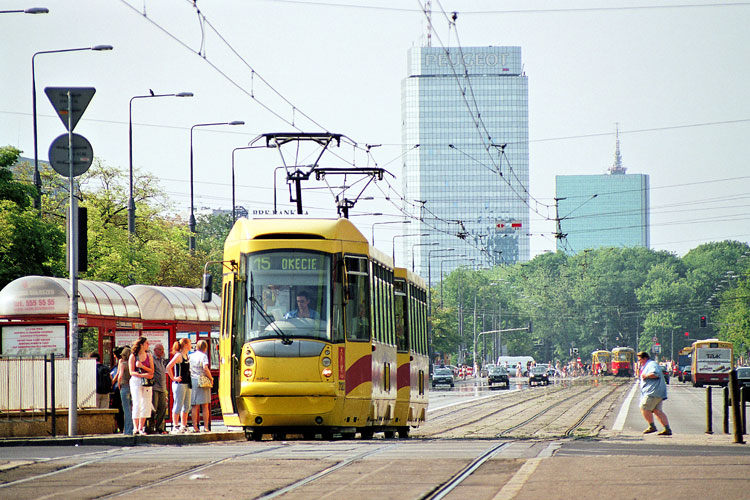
[592,350,611,375]
[691,339,733,387]
[610,347,635,377]
[205,218,429,440]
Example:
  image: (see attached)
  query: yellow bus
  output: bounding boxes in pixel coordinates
[691,339,733,387]
[204,217,428,440]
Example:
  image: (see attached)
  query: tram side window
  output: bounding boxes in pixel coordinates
[345,256,370,342]
[394,279,408,352]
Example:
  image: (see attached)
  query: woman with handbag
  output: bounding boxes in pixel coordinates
[189,339,214,432]
[129,336,154,435]
[167,338,192,433]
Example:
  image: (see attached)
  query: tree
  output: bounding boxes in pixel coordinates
[0,146,65,289]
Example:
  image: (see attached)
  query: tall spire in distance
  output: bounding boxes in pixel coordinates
[608,123,627,175]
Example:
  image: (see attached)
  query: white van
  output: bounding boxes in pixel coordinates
[496,356,535,376]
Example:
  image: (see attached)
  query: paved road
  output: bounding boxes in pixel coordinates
[1,377,748,499]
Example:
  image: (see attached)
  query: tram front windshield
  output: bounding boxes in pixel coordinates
[246,251,331,341]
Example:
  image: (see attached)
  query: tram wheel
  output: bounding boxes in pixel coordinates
[302,431,316,440]
[252,430,264,441]
[359,428,374,440]
[244,427,253,441]
[397,427,410,439]
[340,431,356,440]
[384,430,396,439]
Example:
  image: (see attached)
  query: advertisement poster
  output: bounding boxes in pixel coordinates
[114,330,169,351]
[1,324,66,356]
[695,348,732,374]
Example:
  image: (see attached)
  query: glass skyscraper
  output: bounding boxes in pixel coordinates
[400,46,530,282]
[555,137,650,254]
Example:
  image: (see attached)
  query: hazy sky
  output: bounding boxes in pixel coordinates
[2,0,748,260]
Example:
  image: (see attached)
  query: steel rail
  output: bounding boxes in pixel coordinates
[253,443,400,500]
[97,445,287,499]
[563,384,621,437]
[0,447,152,490]
[497,386,599,436]
[421,441,509,500]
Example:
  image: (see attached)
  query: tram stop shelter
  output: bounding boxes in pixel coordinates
[0,276,220,368]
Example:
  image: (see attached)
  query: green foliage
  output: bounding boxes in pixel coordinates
[432,242,750,366]
[0,146,65,288]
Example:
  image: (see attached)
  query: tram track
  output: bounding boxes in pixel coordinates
[95,444,288,499]
[420,441,509,500]
[0,447,153,490]
[252,442,401,500]
[563,383,621,437]
[418,385,570,436]
[497,386,598,437]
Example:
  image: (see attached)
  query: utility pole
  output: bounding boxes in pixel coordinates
[473,294,477,375]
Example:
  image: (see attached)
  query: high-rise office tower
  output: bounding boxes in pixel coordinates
[400,46,530,282]
[555,131,650,254]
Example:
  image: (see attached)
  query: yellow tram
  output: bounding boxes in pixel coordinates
[206,218,428,440]
[591,350,611,375]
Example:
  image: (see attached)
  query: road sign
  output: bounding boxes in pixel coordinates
[48,133,93,177]
[44,87,96,132]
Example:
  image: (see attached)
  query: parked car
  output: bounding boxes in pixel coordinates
[659,363,670,384]
[529,365,550,386]
[432,368,455,388]
[682,367,692,383]
[487,365,510,388]
[736,367,750,389]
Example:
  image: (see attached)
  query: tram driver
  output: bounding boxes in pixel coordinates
[284,290,320,320]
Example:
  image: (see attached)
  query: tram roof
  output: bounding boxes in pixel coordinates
[231,217,368,244]
[0,276,220,323]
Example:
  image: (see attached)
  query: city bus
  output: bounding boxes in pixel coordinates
[691,339,733,387]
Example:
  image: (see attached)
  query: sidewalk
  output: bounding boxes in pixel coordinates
[0,424,245,447]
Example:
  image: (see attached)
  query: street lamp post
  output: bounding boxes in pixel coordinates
[371,220,411,246]
[0,7,48,13]
[392,233,429,266]
[412,242,439,272]
[129,91,193,235]
[32,45,112,213]
[189,121,244,251]
[439,256,470,307]
[231,145,265,225]
[426,247,454,365]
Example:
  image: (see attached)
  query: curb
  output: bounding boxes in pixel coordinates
[0,431,245,447]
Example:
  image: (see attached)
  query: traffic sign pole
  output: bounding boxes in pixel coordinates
[67,90,79,437]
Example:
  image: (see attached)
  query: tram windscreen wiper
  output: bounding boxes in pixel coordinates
[249,295,292,345]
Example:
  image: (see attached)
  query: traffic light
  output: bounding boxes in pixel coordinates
[700,315,707,328]
[685,331,689,338]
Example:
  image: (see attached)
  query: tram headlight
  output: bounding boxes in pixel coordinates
[244,357,255,367]
[321,357,331,367]
[322,367,332,377]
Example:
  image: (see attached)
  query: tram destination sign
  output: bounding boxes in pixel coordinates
[48,133,94,177]
[251,254,325,271]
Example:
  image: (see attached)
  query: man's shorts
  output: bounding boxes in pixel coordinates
[640,395,664,412]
